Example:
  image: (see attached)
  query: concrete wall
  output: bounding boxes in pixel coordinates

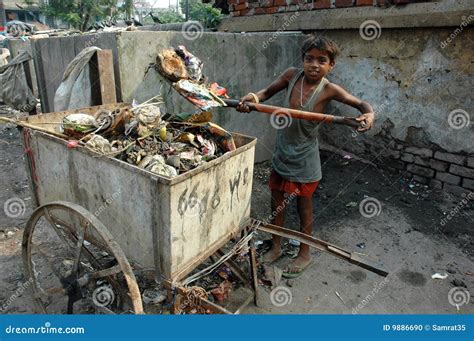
[317,27,473,194]
[117,28,473,194]
[117,31,305,162]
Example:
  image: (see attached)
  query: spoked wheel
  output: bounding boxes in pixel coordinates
[22,201,144,314]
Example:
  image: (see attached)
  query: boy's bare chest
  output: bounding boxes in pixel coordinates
[288,79,330,112]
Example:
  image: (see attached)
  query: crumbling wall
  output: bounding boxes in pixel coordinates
[318,27,473,195]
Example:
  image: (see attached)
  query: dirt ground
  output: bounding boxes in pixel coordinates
[0,122,472,314]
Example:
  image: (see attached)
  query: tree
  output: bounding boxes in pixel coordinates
[37,0,132,31]
[181,0,222,28]
[142,9,185,25]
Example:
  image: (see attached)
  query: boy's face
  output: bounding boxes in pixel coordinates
[303,48,335,82]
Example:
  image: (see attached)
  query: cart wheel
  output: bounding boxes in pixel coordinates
[22,201,144,314]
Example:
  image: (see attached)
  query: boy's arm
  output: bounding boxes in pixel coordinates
[237,67,297,112]
[327,83,375,132]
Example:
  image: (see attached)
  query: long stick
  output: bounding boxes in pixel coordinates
[0,117,69,139]
[223,99,361,128]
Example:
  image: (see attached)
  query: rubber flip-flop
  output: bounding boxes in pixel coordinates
[282,260,313,279]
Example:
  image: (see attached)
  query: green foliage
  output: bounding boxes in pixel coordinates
[143,9,185,25]
[181,0,223,28]
[37,0,127,31]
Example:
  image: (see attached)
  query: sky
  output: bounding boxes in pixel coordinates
[145,0,179,9]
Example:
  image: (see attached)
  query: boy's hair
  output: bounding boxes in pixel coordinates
[301,35,340,63]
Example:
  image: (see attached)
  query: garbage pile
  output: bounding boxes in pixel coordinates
[54,45,236,178]
[60,101,236,178]
[154,46,229,110]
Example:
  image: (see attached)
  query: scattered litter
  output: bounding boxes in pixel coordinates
[175,46,204,83]
[85,134,113,154]
[335,291,345,304]
[142,288,166,304]
[217,266,232,281]
[343,155,352,160]
[431,273,448,280]
[356,242,366,249]
[451,279,467,288]
[345,201,358,207]
[288,239,301,246]
[465,272,473,276]
[61,113,97,135]
[210,280,232,303]
[285,249,298,258]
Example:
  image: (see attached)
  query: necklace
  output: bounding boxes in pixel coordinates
[299,76,324,109]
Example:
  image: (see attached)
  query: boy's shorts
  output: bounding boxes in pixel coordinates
[268,170,320,198]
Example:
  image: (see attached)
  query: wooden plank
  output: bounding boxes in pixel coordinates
[31,36,76,112]
[31,39,49,112]
[74,33,122,102]
[96,50,117,104]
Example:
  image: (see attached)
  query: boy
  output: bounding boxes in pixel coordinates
[237,35,375,278]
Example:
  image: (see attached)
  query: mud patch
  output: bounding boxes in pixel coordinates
[398,270,426,287]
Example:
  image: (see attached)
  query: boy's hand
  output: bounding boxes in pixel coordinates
[356,112,375,132]
[236,93,257,113]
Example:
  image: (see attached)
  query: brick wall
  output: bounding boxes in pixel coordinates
[228,0,429,17]
[385,146,474,196]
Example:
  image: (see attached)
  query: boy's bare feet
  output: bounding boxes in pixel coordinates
[262,246,282,264]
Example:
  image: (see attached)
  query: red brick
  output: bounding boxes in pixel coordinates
[235,2,248,10]
[241,8,257,15]
[274,0,289,6]
[313,0,331,9]
[255,7,266,14]
[264,6,279,13]
[356,0,373,5]
[228,0,239,4]
[335,0,353,7]
[376,0,386,6]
